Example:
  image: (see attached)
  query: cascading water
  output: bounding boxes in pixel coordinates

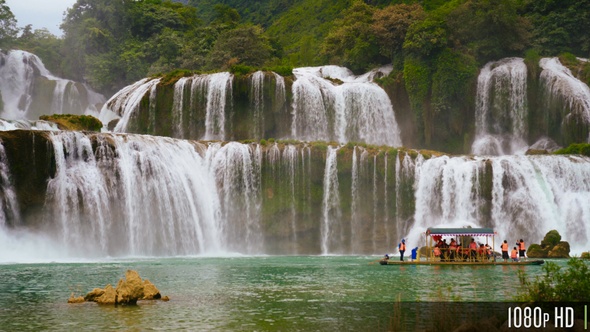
[0,50,105,120]
[321,146,341,255]
[107,78,161,133]
[291,66,402,146]
[471,58,529,155]
[206,141,263,254]
[406,154,590,253]
[250,71,265,139]
[43,132,223,257]
[540,57,590,143]
[0,130,588,260]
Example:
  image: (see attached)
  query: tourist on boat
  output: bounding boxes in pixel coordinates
[469,238,478,260]
[518,239,526,261]
[449,239,457,261]
[485,244,493,261]
[398,239,406,261]
[478,243,487,261]
[501,240,509,262]
[511,247,519,262]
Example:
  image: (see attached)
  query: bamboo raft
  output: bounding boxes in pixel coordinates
[381,227,544,266]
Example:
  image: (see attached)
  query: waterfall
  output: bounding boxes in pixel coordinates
[206,142,262,253]
[250,71,265,138]
[540,57,590,143]
[202,73,233,140]
[0,50,105,120]
[283,144,299,251]
[406,154,590,253]
[471,58,528,155]
[43,132,223,257]
[108,78,161,132]
[291,66,402,146]
[321,146,341,254]
[172,77,191,138]
[0,142,19,226]
[0,131,588,259]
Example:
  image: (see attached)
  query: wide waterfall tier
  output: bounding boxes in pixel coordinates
[0,50,105,120]
[0,130,589,260]
[100,66,402,146]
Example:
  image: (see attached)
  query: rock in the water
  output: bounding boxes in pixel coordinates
[84,288,106,302]
[96,284,117,305]
[68,293,85,304]
[526,243,548,258]
[74,270,169,305]
[115,270,145,305]
[142,279,161,300]
[548,241,570,258]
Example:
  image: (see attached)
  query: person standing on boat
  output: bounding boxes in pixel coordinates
[518,239,526,261]
[501,240,509,262]
[398,239,406,261]
[469,238,478,261]
[511,246,519,262]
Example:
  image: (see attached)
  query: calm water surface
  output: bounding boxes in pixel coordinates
[0,256,554,331]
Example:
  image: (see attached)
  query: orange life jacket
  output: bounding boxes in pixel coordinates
[519,241,525,250]
[400,243,406,251]
[501,243,508,251]
[511,249,518,259]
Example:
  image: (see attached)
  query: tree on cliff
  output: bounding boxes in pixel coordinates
[321,0,385,73]
[0,0,18,48]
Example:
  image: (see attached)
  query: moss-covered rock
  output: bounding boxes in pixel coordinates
[39,114,103,131]
[548,241,571,258]
[526,243,548,258]
[541,230,561,248]
[581,252,590,259]
[528,230,570,258]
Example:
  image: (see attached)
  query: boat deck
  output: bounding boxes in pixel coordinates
[379,259,544,266]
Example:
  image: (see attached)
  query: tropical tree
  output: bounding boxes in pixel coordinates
[372,4,425,69]
[0,0,18,48]
[208,24,274,69]
[321,0,384,73]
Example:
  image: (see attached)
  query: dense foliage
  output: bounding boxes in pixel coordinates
[516,258,590,302]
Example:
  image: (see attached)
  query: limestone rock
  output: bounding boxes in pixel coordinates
[70,270,169,305]
[526,243,549,258]
[161,295,170,301]
[84,288,106,302]
[548,241,570,258]
[142,279,161,300]
[68,293,85,304]
[115,270,145,305]
[96,284,117,305]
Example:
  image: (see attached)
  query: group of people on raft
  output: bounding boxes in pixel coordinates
[393,238,527,262]
[502,239,527,262]
[431,238,494,262]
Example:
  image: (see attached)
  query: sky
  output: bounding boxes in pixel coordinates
[5,0,77,37]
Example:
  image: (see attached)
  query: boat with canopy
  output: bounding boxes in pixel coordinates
[380,227,544,265]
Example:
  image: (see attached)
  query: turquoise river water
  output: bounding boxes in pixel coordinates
[0,256,561,331]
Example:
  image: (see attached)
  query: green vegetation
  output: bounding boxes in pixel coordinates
[516,258,590,302]
[554,143,590,157]
[39,114,103,131]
